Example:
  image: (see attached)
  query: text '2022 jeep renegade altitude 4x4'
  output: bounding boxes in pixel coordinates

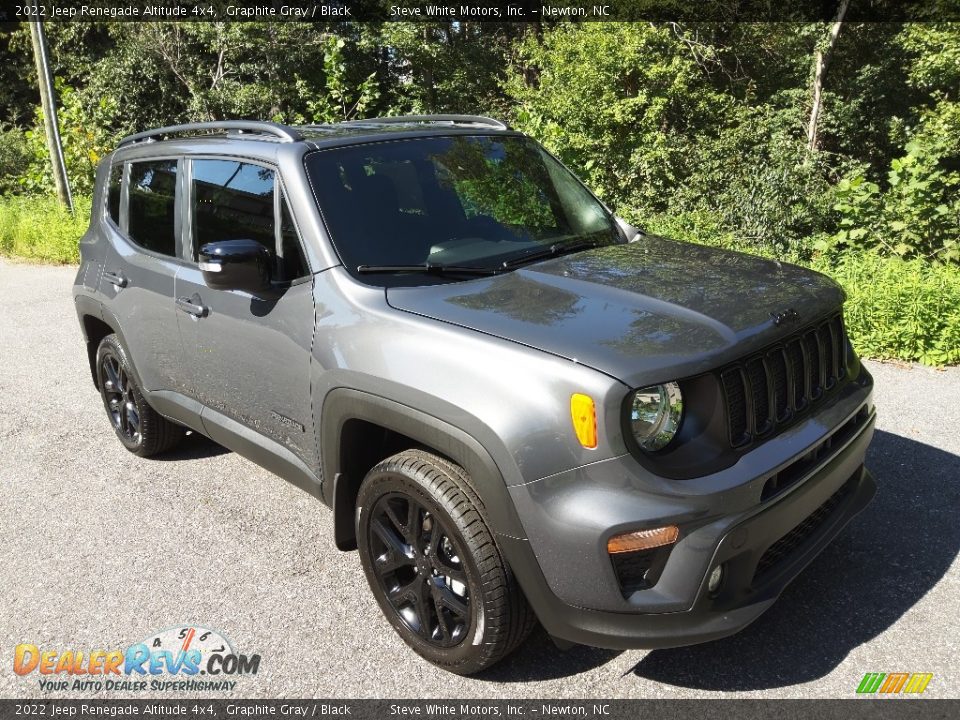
[74,116,876,674]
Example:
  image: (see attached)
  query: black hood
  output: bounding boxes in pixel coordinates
[386,237,845,387]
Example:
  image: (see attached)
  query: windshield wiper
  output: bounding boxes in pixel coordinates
[500,237,606,269]
[356,263,500,276]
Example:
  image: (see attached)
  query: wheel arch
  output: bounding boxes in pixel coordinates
[75,297,143,392]
[320,388,527,551]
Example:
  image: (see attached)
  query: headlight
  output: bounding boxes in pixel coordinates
[629,382,683,451]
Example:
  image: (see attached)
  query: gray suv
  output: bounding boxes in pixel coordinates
[73,116,876,674]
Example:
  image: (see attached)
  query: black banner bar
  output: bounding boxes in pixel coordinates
[2,0,960,23]
[0,700,958,720]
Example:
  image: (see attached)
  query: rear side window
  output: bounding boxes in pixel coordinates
[106,163,122,225]
[128,160,177,257]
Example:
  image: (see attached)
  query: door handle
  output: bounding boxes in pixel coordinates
[176,295,208,318]
[103,270,127,288]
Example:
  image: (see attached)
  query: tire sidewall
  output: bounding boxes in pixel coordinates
[356,470,488,671]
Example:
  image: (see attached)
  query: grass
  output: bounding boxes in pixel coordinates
[0,194,89,264]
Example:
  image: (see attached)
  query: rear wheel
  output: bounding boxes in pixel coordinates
[95,334,184,457]
[356,449,535,675]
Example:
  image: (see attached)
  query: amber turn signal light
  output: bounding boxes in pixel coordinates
[570,393,598,449]
[607,525,679,554]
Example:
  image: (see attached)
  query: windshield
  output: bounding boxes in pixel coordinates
[305,135,619,276]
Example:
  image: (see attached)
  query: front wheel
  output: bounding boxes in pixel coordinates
[356,450,535,674]
[95,334,184,457]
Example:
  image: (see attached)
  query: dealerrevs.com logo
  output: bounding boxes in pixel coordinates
[13,625,260,692]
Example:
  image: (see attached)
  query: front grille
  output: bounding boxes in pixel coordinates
[753,477,854,581]
[721,314,847,449]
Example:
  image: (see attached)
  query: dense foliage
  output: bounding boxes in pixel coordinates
[0,194,91,263]
[0,20,958,363]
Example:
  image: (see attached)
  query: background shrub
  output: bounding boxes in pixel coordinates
[0,195,89,264]
[0,20,957,365]
[0,125,31,195]
[810,252,960,366]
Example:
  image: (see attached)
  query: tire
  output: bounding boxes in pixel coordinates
[356,449,536,675]
[95,334,184,457]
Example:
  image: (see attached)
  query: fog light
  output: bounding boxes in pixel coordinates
[707,564,724,593]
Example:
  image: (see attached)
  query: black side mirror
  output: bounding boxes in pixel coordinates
[199,239,272,292]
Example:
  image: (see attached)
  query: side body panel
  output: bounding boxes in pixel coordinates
[175,266,318,468]
[97,218,184,394]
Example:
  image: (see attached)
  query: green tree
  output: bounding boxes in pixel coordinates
[506,22,732,215]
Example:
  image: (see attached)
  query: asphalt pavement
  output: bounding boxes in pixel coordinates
[0,259,957,699]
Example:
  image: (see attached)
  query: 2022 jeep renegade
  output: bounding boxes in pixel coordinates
[73,116,876,674]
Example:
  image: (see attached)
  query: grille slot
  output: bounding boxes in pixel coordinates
[786,339,807,411]
[805,329,823,400]
[745,358,771,435]
[767,349,790,422]
[721,313,847,449]
[721,368,750,447]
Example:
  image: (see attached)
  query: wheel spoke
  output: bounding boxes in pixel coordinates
[407,501,422,542]
[103,358,120,390]
[387,577,420,603]
[434,536,467,583]
[437,585,469,620]
[427,527,442,557]
[371,518,411,565]
[437,565,467,586]
[411,580,434,638]
[432,593,452,642]
[384,502,409,540]
[376,547,414,574]
[126,402,140,434]
[118,402,129,434]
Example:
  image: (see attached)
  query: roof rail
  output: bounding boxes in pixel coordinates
[118,121,302,147]
[338,114,511,131]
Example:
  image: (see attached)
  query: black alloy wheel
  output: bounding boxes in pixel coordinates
[368,492,472,647]
[95,334,184,457]
[356,450,536,674]
[100,352,141,445]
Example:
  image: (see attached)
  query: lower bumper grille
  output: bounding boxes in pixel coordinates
[752,476,855,582]
[612,545,672,595]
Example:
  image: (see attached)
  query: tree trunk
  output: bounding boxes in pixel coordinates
[29,20,72,211]
[807,0,850,153]
[422,25,436,112]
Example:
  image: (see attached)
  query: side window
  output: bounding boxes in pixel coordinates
[106,163,122,225]
[192,158,308,282]
[279,193,308,281]
[128,160,177,257]
[192,159,274,257]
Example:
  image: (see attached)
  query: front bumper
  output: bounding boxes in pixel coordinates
[500,372,876,649]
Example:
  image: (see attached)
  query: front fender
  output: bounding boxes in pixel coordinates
[319,388,529,549]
